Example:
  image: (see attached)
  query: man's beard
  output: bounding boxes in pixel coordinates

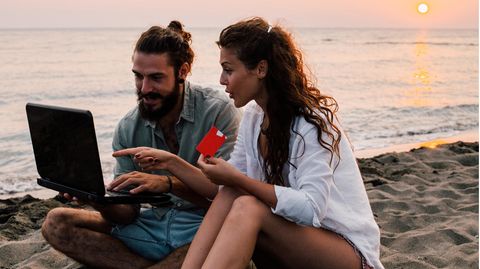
[137,83,181,122]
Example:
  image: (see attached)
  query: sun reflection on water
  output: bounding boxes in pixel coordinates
[404,32,436,107]
[420,139,447,149]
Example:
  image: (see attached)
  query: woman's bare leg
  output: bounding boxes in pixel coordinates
[251,234,288,269]
[181,187,243,269]
[202,195,362,269]
[201,196,263,269]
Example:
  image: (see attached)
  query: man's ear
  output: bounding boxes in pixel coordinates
[256,60,268,79]
[178,62,190,81]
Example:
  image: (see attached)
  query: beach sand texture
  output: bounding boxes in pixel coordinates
[0,141,478,269]
[359,141,478,268]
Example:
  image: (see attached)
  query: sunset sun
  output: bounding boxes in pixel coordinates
[417,3,429,14]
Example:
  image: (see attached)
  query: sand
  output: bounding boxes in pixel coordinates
[0,141,478,269]
[359,141,479,268]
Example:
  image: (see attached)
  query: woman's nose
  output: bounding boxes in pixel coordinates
[219,73,228,86]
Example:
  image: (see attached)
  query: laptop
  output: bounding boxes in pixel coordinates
[26,103,171,204]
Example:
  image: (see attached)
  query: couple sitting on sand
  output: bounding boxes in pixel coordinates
[41,17,384,269]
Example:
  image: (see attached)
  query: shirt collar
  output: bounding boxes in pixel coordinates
[180,80,195,123]
[143,80,195,129]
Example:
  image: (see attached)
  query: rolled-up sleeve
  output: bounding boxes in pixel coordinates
[271,125,336,227]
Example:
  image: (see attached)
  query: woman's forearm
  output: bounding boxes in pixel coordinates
[236,174,278,209]
[167,155,219,199]
[169,176,212,208]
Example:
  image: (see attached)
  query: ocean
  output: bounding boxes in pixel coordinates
[0,28,477,195]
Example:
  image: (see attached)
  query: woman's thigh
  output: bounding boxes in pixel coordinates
[254,205,361,269]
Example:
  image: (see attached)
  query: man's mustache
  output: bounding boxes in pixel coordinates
[138,92,164,100]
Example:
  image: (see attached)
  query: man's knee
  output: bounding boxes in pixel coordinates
[42,208,78,247]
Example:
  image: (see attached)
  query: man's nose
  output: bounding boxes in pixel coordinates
[141,78,153,94]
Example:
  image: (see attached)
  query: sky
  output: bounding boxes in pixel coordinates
[0,0,478,29]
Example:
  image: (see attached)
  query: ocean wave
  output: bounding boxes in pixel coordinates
[0,132,30,142]
[343,103,478,149]
[345,103,478,119]
[0,169,115,195]
[0,175,40,195]
[24,89,132,101]
[402,103,476,113]
[371,123,478,140]
[97,130,115,139]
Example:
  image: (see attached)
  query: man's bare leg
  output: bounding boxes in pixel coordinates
[147,244,189,269]
[42,207,154,269]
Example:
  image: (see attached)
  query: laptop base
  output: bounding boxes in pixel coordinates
[38,178,172,204]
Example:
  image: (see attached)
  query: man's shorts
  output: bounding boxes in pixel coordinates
[111,207,204,261]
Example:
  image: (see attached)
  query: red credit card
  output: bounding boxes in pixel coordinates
[196,126,227,157]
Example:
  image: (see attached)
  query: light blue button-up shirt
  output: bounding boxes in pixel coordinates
[112,81,241,211]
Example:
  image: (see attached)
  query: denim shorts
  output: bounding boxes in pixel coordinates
[111,207,204,261]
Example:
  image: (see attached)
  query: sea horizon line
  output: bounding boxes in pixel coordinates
[0,26,477,31]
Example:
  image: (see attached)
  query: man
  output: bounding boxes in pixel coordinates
[41,21,241,269]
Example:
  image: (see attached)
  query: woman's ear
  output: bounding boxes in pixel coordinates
[256,60,268,79]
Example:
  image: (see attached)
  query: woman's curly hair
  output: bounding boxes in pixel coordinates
[217,17,341,186]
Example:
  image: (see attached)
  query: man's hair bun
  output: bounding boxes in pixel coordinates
[168,20,192,43]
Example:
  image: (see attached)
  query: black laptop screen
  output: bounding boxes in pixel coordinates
[26,103,106,195]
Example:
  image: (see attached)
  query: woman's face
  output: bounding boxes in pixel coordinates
[219,47,266,108]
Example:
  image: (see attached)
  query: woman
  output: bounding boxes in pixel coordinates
[182,17,382,269]
[117,17,383,269]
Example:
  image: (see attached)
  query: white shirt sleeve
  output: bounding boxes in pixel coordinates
[271,123,337,227]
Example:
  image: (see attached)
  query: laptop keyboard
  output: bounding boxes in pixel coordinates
[106,189,131,196]
[106,185,163,197]
[106,184,137,196]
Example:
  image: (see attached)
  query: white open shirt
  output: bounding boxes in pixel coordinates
[228,102,384,269]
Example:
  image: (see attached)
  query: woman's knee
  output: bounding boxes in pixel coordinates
[228,196,269,222]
